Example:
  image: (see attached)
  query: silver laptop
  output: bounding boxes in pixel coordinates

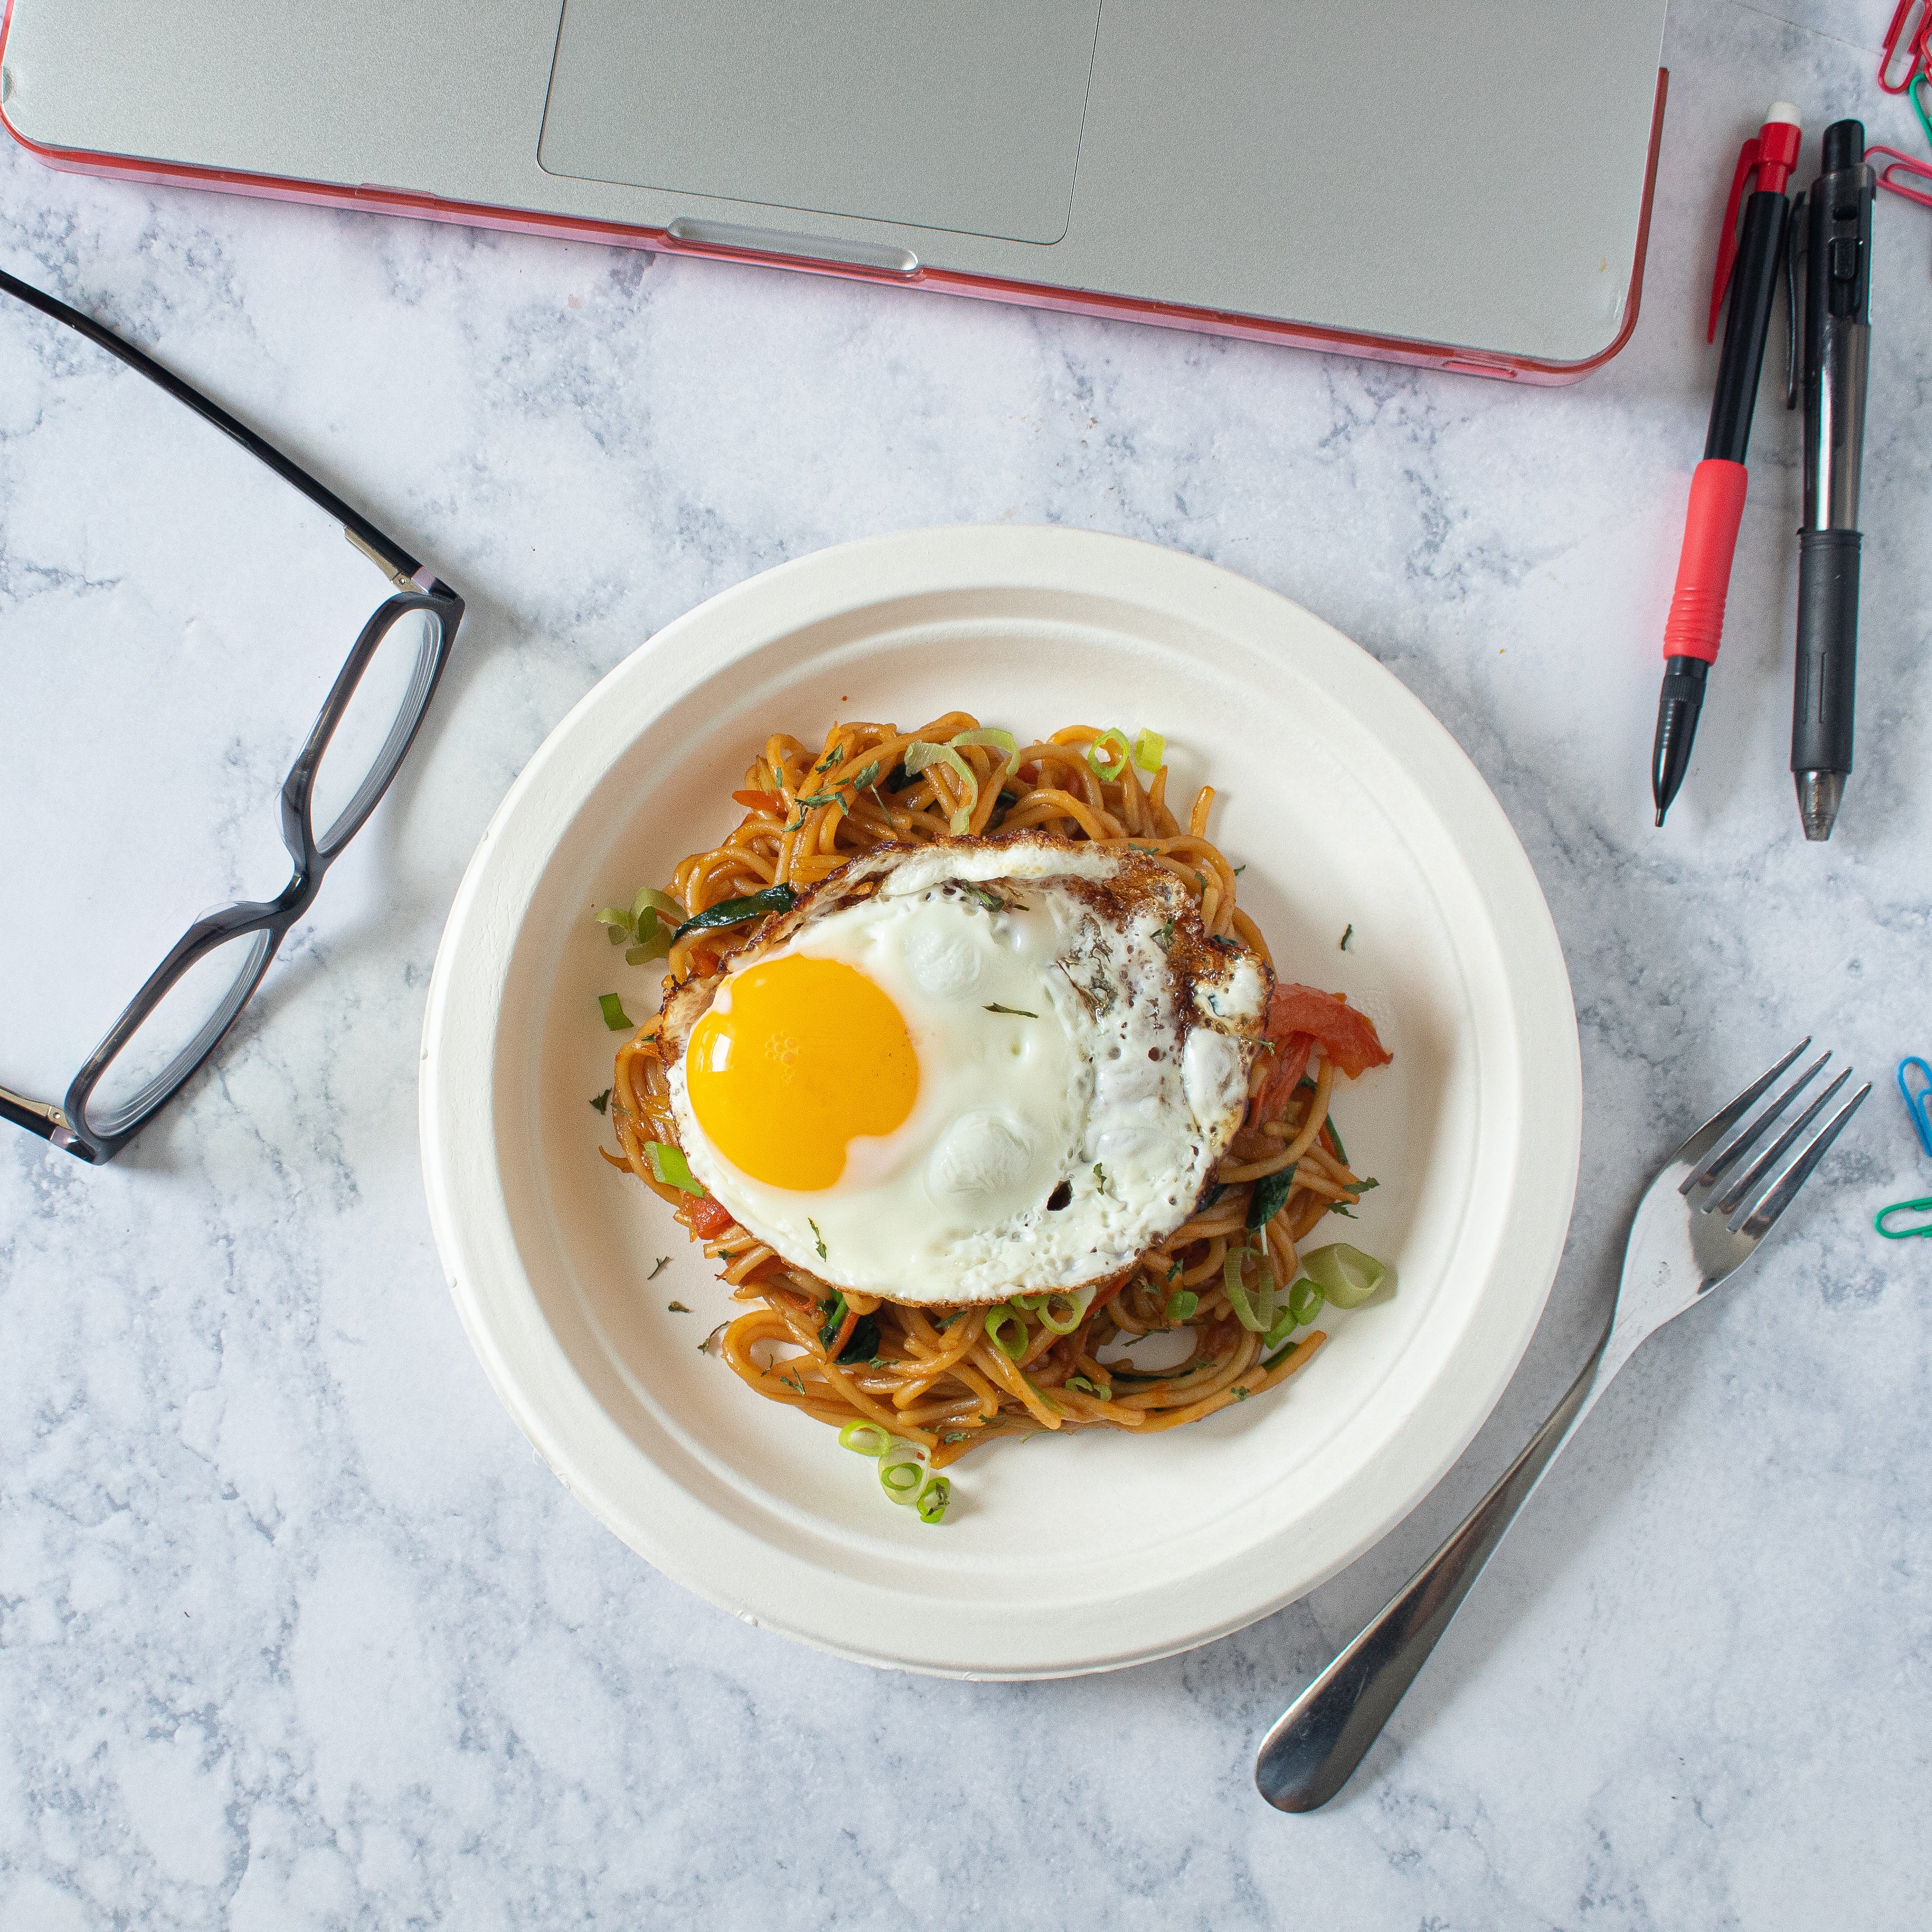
[0,1,1666,381]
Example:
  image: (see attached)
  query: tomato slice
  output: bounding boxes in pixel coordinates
[1250,1029,1315,1128]
[687,1196,736,1239]
[1266,983,1392,1081]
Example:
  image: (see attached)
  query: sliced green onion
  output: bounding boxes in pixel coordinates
[1034,1286,1095,1335]
[1301,1242,1391,1308]
[633,887,683,924]
[643,1140,707,1196]
[595,908,634,945]
[1262,1306,1297,1351]
[839,1420,892,1457]
[1132,728,1165,773]
[1086,727,1131,782]
[983,1303,1029,1360]
[1253,1258,1278,1331]
[1222,1249,1266,1332]
[1246,1164,1298,1230]
[1066,1374,1112,1399]
[916,1475,951,1524]
[949,727,1019,789]
[671,883,797,941]
[598,993,634,1031]
[880,1456,924,1502]
[902,741,980,834]
[1288,1276,1324,1328]
[1166,1289,1200,1322]
[625,908,672,965]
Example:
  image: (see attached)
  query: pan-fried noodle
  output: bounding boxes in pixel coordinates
[603,714,1386,1467]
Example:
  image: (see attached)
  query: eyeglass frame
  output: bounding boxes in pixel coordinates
[0,264,465,1164]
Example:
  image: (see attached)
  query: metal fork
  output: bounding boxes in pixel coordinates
[1255,1039,1869,1812]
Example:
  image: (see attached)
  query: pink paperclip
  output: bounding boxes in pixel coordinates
[1869,145,1932,207]
[1879,0,1931,91]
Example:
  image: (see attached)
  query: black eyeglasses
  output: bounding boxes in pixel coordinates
[0,267,465,1164]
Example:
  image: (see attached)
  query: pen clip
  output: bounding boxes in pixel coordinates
[1709,111,1802,344]
[1710,136,1763,343]
[1784,187,1805,410]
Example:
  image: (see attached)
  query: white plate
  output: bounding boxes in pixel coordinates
[420,527,1580,1679]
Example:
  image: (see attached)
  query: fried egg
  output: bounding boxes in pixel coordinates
[660,833,1270,1303]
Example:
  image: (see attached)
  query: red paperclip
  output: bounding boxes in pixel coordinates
[1869,143,1932,208]
[1879,0,1931,91]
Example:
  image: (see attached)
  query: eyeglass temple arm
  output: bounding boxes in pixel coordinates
[0,265,425,591]
[0,1081,92,1157]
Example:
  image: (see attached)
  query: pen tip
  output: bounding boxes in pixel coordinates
[1795,770,1844,842]
[1654,807,1666,828]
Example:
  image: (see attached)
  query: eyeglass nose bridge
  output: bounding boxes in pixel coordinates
[278,588,460,869]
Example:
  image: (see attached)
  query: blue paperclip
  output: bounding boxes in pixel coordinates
[1898,1057,1932,1159]
[1876,1197,1932,1239]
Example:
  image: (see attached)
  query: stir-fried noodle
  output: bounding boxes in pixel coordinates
[604,714,1386,1466]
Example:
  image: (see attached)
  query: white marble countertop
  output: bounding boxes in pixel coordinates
[4,3,1929,1925]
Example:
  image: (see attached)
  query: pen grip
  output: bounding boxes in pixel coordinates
[1791,529,1860,774]
[1661,460,1749,663]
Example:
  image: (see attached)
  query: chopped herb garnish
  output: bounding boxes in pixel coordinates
[1352,1178,1380,1194]
[1232,1386,1250,1401]
[590,1088,612,1114]
[647,1256,671,1280]
[808,1218,828,1261]
[1092,1162,1109,1192]
[1329,1204,1358,1219]
[1154,918,1176,950]
[984,1003,1039,1017]
[941,1431,973,1443]
[1247,1164,1298,1229]
[1231,863,1247,875]
[965,884,1005,912]
[667,1301,690,1312]
[1339,923,1353,950]
[1324,1116,1352,1166]
[1167,1259,1183,1283]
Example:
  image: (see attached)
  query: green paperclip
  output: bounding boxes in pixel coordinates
[1915,73,1932,154]
[1875,1196,1932,1239]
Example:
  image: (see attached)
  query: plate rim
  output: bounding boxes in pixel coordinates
[419,524,1581,1678]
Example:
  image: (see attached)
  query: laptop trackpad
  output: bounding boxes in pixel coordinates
[538,0,1101,244]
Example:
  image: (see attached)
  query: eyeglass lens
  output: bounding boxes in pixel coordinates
[82,928,275,1138]
[309,605,447,854]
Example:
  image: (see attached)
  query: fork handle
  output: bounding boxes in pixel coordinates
[1254,1336,1608,1812]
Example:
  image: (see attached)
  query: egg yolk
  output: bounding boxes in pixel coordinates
[685,954,918,1190]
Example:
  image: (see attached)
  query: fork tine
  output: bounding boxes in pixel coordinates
[1710,1065,1853,1216]
[1670,1038,1811,1181]
[1729,1081,1871,1240]
[1693,1050,1834,1194]
[1680,1044,1826,1193]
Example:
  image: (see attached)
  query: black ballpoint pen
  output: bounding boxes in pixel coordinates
[1787,120,1873,841]
[1651,104,1801,827]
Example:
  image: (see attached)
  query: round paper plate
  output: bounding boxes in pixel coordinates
[419,526,1580,1679]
